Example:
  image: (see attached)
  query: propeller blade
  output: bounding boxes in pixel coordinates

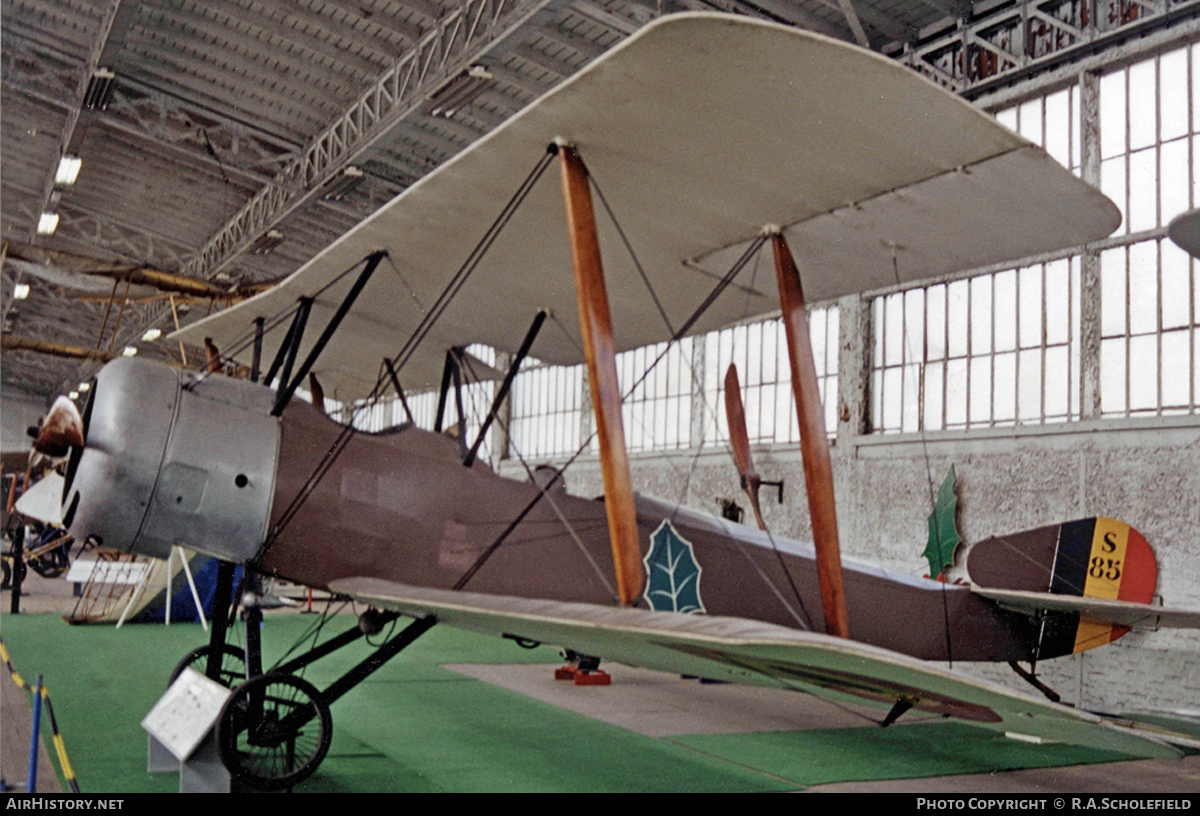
[308,372,327,416]
[33,396,84,458]
[203,337,222,373]
[723,364,765,530]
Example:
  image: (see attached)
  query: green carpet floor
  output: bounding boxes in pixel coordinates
[0,611,1136,793]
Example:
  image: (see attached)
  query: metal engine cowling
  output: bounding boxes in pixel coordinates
[63,357,279,563]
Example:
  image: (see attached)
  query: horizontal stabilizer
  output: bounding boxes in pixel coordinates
[332,577,1183,760]
[971,585,1200,630]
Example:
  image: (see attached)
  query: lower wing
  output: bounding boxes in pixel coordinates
[332,577,1197,759]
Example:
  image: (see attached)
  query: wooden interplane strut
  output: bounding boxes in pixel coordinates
[558,145,643,606]
[772,233,849,639]
[724,364,766,531]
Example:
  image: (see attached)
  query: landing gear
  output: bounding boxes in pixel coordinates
[1008,660,1065,703]
[217,672,332,791]
[170,564,437,790]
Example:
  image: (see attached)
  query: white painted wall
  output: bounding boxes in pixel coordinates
[536,417,1200,713]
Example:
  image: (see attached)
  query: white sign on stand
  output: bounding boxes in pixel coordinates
[142,668,233,792]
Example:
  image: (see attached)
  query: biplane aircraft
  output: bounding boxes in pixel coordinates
[35,12,1200,789]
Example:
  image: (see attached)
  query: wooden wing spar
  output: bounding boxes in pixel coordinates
[173,12,1119,401]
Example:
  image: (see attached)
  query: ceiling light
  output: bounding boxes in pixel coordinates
[84,68,115,111]
[322,166,365,202]
[141,328,162,341]
[37,213,59,235]
[122,346,138,357]
[55,156,82,186]
[249,229,286,255]
[78,382,90,392]
[69,391,79,400]
[426,65,494,118]
[12,283,29,300]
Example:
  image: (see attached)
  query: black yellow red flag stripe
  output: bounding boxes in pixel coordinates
[1042,518,1158,656]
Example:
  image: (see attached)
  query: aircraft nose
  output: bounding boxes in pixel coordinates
[62,357,181,556]
[62,357,279,563]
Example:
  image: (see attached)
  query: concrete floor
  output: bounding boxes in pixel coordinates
[3,568,1199,793]
[1,570,72,792]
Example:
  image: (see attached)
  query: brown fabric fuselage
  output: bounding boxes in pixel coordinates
[260,401,1043,662]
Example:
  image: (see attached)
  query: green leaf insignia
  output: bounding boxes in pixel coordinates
[643,520,705,614]
[924,465,963,579]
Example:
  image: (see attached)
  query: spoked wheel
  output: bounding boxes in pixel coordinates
[217,672,332,791]
[30,547,70,579]
[169,644,248,688]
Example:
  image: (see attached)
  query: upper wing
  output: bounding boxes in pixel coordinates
[331,577,1193,759]
[174,13,1119,401]
[971,585,1200,630]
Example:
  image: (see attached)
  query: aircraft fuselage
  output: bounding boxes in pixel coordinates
[64,358,1042,663]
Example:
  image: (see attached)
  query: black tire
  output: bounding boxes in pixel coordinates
[217,672,332,791]
[169,644,248,688]
[30,547,69,579]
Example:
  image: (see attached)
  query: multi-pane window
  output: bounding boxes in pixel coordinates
[872,81,1085,434]
[872,261,1081,432]
[509,362,584,460]
[873,42,1200,431]
[616,338,695,453]
[994,84,1082,175]
[1100,238,1198,416]
[501,309,839,463]
[1096,44,1200,418]
[1099,46,1192,235]
[702,311,839,445]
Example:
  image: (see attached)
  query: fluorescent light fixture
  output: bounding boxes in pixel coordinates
[78,382,90,392]
[36,212,59,235]
[141,328,162,341]
[55,156,82,186]
[322,166,365,202]
[12,283,29,300]
[122,346,138,357]
[249,229,285,255]
[84,68,115,110]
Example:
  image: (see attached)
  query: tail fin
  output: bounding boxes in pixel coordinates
[967,518,1157,657]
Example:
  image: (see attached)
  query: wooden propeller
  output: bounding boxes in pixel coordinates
[723,364,766,531]
[33,396,84,458]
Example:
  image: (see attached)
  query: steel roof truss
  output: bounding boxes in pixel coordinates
[181,0,556,282]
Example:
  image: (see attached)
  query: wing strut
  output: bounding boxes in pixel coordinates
[383,358,416,425]
[558,144,643,606]
[271,250,386,416]
[464,310,547,467]
[772,232,850,639]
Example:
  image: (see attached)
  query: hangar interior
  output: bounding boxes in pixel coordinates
[2,0,1199,793]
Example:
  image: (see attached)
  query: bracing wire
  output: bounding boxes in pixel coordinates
[184,254,375,391]
[456,353,619,600]
[889,250,956,666]
[263,149,557,546]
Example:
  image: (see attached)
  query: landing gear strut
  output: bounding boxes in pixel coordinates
[217,672,332,790]
[172,562,436,790]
